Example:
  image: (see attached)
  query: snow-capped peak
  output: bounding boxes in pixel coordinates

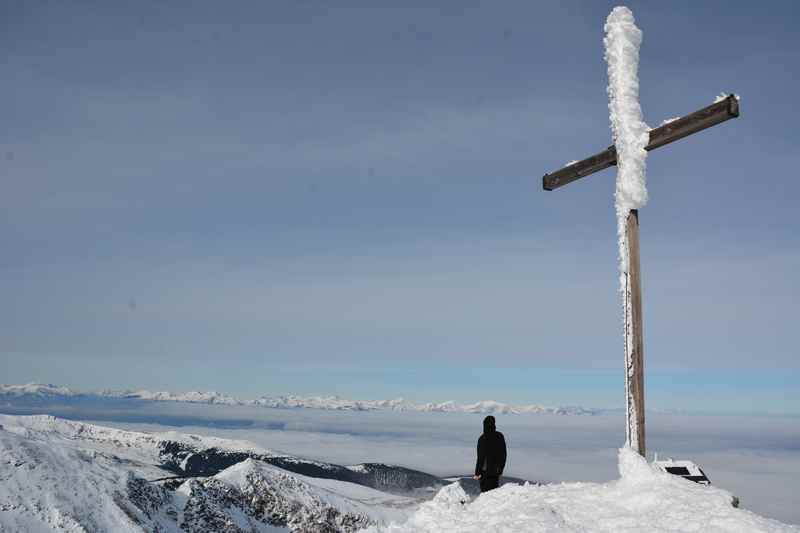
[0,382,77,396]
[1,383,600,416]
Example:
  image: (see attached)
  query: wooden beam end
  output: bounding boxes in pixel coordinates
[727,94,740,118]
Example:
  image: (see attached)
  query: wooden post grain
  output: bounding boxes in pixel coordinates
[625,210,645,456]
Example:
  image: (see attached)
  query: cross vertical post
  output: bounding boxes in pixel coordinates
[624,209,645,456]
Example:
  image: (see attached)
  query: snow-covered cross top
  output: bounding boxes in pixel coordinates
[541,7,739,457]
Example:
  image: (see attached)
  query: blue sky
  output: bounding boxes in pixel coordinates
[2,1,798,414]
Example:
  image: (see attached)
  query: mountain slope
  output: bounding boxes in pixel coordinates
[0,415,420,532]
[2,415,797,532]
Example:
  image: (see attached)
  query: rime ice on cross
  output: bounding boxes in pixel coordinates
[541,7,739,457]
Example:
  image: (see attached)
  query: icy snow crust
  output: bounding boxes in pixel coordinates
[604,6,649,278]
[365,448,798,533]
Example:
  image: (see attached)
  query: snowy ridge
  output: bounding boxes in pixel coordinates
[0,414,447,494]
[0,383,76,396]
[103,388,240,405]
[0,413,280,458]
[0,414,416,532]
[178,458,414,532]
[0,383,599,415]
[1,415,796,532]
[364,448,799,533]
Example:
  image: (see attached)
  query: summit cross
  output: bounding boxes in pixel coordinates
[541,11,740,458]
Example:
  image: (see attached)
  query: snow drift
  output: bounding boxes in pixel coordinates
[364,447,798,533]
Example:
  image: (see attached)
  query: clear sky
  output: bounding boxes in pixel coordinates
[3,1,798,414]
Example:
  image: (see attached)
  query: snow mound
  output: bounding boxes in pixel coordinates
[617,445,655,481]
[364,447,798,533]
[431,482,470,508]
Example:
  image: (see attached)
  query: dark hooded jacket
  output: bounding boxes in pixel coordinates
[475,416,507,477]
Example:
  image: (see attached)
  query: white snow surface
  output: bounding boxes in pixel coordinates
[604,6,649,279]
[215,459,413,524]
[0,414,414,532]
[715,92,741,103]
[659,116,681,126]
[363,447,798,533]
[0,412,279,457]
[0,415,177,532]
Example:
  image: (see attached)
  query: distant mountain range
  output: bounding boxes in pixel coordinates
[0,383,599,415]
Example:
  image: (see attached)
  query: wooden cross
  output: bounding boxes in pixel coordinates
[542,95,740,456]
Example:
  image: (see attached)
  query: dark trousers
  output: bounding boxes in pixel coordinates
[479,475,500,493]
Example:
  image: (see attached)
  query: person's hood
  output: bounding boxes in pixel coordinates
[483,415,496,433]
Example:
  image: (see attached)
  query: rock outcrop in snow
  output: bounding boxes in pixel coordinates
[178,460,395,533]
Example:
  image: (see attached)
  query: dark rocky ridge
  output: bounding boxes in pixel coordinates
[157,440,446,495]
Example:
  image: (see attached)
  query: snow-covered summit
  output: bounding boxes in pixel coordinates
[365,448,799,533]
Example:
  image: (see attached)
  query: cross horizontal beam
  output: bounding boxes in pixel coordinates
[542,94,740,191]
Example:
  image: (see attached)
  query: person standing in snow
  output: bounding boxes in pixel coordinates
[473,415,506,493]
